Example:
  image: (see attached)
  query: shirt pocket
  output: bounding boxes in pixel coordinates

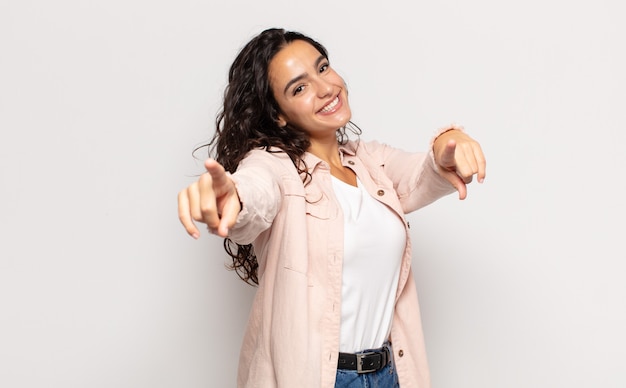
[304,185,331,220]
[278,177,310,275]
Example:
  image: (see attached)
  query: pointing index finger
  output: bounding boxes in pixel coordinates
[204,159,230,189]
[439,139,457,170]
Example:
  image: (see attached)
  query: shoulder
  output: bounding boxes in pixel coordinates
[239,147,295,171]
[344,139,392,164]
[236,148,304,193]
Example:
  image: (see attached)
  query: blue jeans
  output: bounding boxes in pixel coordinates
[334,344,400,388]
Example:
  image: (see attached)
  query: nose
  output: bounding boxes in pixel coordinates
[315,77,333,98]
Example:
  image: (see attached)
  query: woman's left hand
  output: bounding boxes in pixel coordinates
[433,129,486,200]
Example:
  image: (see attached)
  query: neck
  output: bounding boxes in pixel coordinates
[307,137,357,186]
[307,138,341,166]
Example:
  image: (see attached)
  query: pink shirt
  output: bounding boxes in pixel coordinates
[229,138,455,388]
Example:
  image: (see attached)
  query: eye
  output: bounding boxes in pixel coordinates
[319,62,329,73]
[293,84,305,96]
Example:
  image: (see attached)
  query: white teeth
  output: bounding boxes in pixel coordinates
[320,97,339,113]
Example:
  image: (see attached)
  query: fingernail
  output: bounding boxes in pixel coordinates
[191,232,200,239]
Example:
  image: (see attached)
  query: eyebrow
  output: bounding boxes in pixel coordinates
[282,54,327,95]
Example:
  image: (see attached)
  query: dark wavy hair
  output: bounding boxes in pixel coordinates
[197,28,357,285]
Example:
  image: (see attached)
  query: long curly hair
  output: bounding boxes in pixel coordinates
[198,28,356,285]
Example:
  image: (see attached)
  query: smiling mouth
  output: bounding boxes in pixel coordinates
[318,96,340,114]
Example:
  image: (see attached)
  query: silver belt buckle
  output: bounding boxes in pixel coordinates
[356,351,377,374]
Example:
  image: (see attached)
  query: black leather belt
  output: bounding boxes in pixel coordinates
[337,344,391,374]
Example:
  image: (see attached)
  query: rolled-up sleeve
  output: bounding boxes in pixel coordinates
[360,140,456,213]
[228,150,284,244]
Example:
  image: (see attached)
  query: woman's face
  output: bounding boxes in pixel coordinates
[268,40,351,140]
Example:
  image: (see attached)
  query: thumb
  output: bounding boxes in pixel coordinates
[440,169,468,200]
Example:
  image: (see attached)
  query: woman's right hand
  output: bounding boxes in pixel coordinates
[178,159,241,239]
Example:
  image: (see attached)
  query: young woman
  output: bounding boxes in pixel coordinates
[178,28,486,388]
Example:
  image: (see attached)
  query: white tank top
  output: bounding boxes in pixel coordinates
[331,176,406,353]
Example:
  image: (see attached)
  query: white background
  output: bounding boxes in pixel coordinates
[1,0,624,387]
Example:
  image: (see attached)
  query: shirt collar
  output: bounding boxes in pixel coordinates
[301,140,359,172]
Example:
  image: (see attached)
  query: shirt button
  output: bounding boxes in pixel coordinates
[377,189,385,196]
[407,221,411,229]
[398,349,404,357]
[347,160,355,165]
